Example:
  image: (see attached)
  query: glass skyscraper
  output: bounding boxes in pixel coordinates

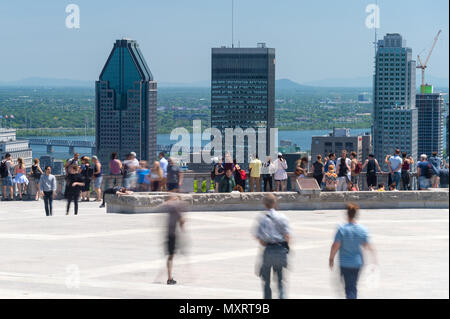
[373,34,418,163]
[416,87,445,158]
[95,39,157,167]
[211,43,275,165]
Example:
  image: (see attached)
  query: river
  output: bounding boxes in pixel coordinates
[26,129,372,159]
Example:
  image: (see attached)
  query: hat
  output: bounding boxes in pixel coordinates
[92,155,98,160]
[278,152,283,156]
[130,152,137,157]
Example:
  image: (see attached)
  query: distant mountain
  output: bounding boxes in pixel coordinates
[276,78,311,90]
[303,74,449,88]
[0,77,93,88]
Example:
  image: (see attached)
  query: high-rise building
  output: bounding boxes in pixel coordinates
[373,34,417,163]
[416,85,445,158]
[211,43,275,165]
[95,39,157,167]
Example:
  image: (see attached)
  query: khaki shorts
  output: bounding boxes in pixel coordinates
[431,175,440,185]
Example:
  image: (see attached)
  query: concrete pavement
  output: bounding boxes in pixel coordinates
[0,199,448,298]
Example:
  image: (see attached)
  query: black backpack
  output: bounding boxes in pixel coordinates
[0,160,8,178]
[338,159,348,177]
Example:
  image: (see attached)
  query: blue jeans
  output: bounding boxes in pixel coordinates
[340,267,360,299]
[391,172,401,189]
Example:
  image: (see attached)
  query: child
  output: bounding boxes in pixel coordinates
[377,183,386,192]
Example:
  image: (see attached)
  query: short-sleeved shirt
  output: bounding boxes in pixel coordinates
[166,201,185,236]
[417,161,430,177]
[137,168,150,184]
[256,209,290,244]
[389,155,403,172]
[160,157,168,178]
[249,159,262,178]
[167,164,181,184]
[334,223,369,268]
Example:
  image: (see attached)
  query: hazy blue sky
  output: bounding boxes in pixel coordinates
[0,0,448,84]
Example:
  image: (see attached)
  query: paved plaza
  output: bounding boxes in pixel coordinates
[0,199,448,299]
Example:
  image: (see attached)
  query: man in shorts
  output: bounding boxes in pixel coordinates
[164,195,186,285]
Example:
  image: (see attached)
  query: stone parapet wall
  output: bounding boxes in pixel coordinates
[105,189,449,214]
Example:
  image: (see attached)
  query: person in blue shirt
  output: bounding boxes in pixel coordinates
[329,203,376,299]
[324,153,336,173]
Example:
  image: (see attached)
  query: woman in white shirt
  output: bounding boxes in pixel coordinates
[273,153,288,192]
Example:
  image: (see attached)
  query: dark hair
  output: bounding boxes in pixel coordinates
[378,183,385,188]
[45,166,51,170]
[159,152,165,157]
[5,153,11,159]
[111,152,118,160]
[395,149,401,155]
[329,153,335,158]
[350,151,357,158]
[432,151,437,156]
[347,203,359,220]
[402,152,407,158]
[368,154,374,158]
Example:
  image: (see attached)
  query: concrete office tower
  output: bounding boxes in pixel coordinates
[416,86,445,158]
[95,39,157,167]
[211,43,275,165]
[373,34,417,163]
[311,128,372,163]
[0,128,32,167]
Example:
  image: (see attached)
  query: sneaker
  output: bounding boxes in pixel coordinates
[167,279,177,285]
[66,211,69,215]
[99,204,105,208]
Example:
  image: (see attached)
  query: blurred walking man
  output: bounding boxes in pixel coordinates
[329,203,376,299]
[163,195,185,285]
[255,194,290,299]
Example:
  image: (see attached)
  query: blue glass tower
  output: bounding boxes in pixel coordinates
[95,39,157,166]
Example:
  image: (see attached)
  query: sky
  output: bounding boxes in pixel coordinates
[0,0,448,84]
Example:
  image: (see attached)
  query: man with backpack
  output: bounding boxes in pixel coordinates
[428,151,442,188]
[1,153,14,201]
[417,154,432,190]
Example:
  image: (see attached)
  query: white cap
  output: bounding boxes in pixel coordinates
[130,152,136,157]
[278,152,282,156]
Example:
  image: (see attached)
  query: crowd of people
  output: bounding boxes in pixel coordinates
[210,149,449,193]
[1,147,449,213]
[0,150,184,216]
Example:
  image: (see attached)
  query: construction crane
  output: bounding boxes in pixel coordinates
[417,30,442,91]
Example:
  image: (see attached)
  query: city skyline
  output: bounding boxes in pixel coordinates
[0,0,448,85]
